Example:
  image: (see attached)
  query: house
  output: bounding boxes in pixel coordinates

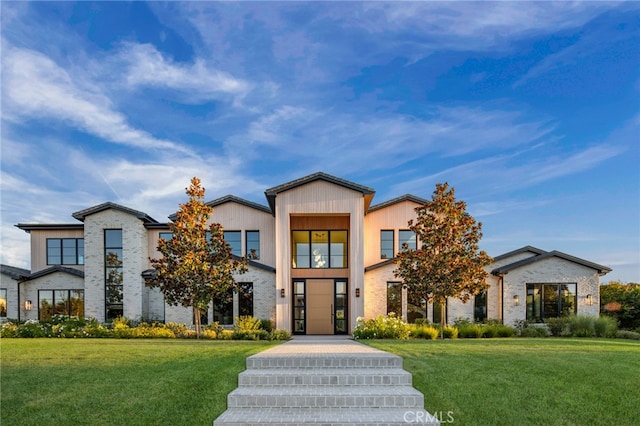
[4,172,611,332]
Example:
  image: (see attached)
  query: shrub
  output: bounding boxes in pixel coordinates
[16,320,47,338]
[202,329,217,339]
[167,322,190,338]
[217,329,233,340]
[594,316,618,338]
[453,317,472,327]
[353,314,409,340]
[409,324,439,340]
[568,315,596,337]
[1,322,19,338]
[616,330,640,340]
[458,324,483,338]
[231,329,270,340]
[520,326,549,337]
[132,322,176,338]
[204,321,223,336]
[545,317,570,337]
[494,324,516,337]
[414,318,430,326]
[441,325,458,339]
[513,319,531,335]
[234,316,262,333]
[260,319,274,332]
[270,329,291,341]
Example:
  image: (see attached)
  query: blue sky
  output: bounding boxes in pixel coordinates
[1,2,638,282]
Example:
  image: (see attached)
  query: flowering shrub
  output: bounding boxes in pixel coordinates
[353,314,409,339]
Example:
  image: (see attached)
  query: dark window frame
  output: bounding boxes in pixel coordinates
[291,230,348,269]
[526,283,577,322]
[246,231,260,260]
[238,282,254,317]
[104,229,123,322]
[380,230,394,259]
[399,230,417,251]
[386,281,402,317]
[0,288,6,318]
[474,291,488,322]
[223,230,242,257]
[46,238,84,265]
[38,289,84,320]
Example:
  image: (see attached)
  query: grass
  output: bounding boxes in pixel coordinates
[1,339,278,426]
[367,338,640,426]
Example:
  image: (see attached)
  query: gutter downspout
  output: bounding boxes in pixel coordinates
[499,275,504,324]
[17,280,21,321]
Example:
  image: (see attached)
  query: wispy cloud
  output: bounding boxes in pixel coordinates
[120,43,251,103]
[2,44,193,155]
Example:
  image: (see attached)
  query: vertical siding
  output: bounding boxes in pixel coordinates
[273,180,365,332]
[364,201,421,267]
[29,229,85,273]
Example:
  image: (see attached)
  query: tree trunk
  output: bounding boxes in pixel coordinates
[194,306,201,339]
[440,297,446,340]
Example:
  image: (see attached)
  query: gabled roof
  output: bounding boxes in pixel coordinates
[364,258,396,272]
[492,246,547,262]
[19,265,84,282]
[492,250,612,276]
[16,224,84,233]
[141,255,275,280]
[167,195,271,221]
[72,202,158,223]
[367,194,427,214]
[264,172,376,213]
[1,264,31,280]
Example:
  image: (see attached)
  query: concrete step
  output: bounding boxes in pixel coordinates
[226,385,424,408]
[238,367,413,386]
[213,407,440,426]
[245,354,403,370]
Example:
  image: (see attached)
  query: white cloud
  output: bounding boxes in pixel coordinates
[120,43,251,103]
[2,45,193,155]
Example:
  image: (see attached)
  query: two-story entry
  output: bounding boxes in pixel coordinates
[6,172,611,333]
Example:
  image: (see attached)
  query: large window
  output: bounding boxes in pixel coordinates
[380,230,394,259]
[292,230,347,268]
[246,231,260,260]
[213,288,233,325]
[224,231,242,257]
[474,291,487,322]
[407,292,426,324]
[238,282,254,316]
[47,238,84,265]
[433,300,447,324]
[526,283,576,322]
[399,230,417,251]
[38,290,84,320]
[105,229,123,321]
[0,289,6,317]
[387,282,402,317]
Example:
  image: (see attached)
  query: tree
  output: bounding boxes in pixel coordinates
[394,183,492,336]
[600,281,640,330]
[147,177,247,337]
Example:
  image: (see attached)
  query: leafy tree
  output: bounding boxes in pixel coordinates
[600,281,640,330]
[147,177,247,337]
[394,183,492,336]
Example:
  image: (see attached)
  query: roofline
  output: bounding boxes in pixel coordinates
[145,223,171,230]
[492,250,612,276]
[141,257,275,279]
[364,258,396,272]
[491,245,547,262]
[1,264,31,279]
[264,172,376,214]
[72,202,158,223]
[16,224,84,233]
[367,194,427,214]
[168,195,271,221]
[20,265,84,281]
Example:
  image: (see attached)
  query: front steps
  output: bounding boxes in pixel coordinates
[213,338,439,426]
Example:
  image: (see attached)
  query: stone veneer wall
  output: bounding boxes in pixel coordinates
[83,209,148,321]
[503,257,601,326]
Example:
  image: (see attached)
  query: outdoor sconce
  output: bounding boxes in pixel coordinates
[280,288,285,298]
[25,300,33,311]
[586,294,593,306]
[355,288,360,298]
[513,295,520,306]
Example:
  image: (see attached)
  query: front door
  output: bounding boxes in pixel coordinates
[306,279,334,335]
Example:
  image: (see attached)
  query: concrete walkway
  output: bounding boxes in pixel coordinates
[213,336,439,426]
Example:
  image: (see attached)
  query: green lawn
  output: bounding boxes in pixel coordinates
[1,339,278,426]
[367,339,640,426]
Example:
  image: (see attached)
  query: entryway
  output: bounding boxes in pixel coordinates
[292,279,348,335]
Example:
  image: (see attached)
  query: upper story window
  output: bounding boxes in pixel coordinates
[246,231,260,260]
[292,230,347,269]
[47,238,84,265]
[223,231,242,257]
[399,230,417,251]
[105,229,123,321]
[380,230,394,259]
[159,232,173,241]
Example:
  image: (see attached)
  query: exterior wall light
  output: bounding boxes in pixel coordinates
[513,295,520,306]
[280,288,285,298]
[355,288,360,298]
[586,294,593,306]
[25,300,33,311]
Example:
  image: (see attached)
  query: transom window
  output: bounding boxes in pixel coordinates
[47,238,84,265]
[526,283,576,322]
[292,230,347,268]
[380,230,394,259]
